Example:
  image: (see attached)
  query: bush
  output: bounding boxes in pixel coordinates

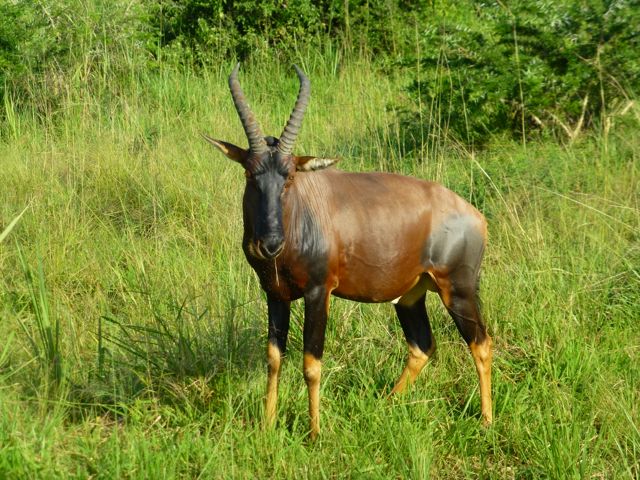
[2,0,637,146]
[0,2,43,101]
[403,0,640,146]
[149,0,326,62]
[148,0,431,62]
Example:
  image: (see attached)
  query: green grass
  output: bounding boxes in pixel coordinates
[1,52,639,478]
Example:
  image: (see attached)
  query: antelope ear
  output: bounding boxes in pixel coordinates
[201,133,248,164]
[295,155,339,172]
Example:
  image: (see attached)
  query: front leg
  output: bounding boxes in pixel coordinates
[303,285,331,440]
[266,296,291,428]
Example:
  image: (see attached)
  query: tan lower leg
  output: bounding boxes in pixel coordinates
[303,352,322,440]
[265,342,282,427]
[391,342,435,395]
[470,336,493,425]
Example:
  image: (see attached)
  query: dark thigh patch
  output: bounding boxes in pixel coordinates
[422,215,485,270]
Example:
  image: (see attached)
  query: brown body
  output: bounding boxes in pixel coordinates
[205,64,493,439]
[245,169,486,305]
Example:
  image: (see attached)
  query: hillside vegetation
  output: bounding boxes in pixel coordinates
[1,1,638,477]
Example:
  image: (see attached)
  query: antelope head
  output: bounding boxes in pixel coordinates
[203,64,338,259]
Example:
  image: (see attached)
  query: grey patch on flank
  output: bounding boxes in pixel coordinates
[422,215,485,270]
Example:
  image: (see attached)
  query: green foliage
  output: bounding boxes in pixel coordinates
[0,1,43,99]
[404,0,640,146]
[0,0,155,114]
[3,1,638,143]
[16,247,63,391]
[149,0,429,61]
[0,55,639,476]
[151,0,325,61]
[0,1,639,475]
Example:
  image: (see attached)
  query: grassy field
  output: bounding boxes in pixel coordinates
[1,53,639,478]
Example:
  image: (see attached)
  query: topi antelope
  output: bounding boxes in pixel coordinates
[203,64,492,439]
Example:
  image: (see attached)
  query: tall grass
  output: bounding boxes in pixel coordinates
[0,43,639,477]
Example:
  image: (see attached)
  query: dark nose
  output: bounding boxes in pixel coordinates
[260,235,285,259]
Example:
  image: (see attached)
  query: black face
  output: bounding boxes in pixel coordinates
[247,149,293,259]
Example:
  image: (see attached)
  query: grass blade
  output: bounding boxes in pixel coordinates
[0,206,28,243]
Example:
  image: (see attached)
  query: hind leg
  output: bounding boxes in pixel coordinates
[391,293,436,394]
[435,270,492,425]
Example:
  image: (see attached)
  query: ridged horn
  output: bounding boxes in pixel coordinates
[278,65,310,156]
[228,63,267,156]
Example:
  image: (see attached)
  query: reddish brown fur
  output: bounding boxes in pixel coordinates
[205,65,493,439]
[245,168,486,304]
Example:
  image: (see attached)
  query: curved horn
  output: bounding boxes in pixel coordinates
[278,65,310,156]
[228,63,267,155]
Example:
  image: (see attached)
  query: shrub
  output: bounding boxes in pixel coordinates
[403,0,640,146]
